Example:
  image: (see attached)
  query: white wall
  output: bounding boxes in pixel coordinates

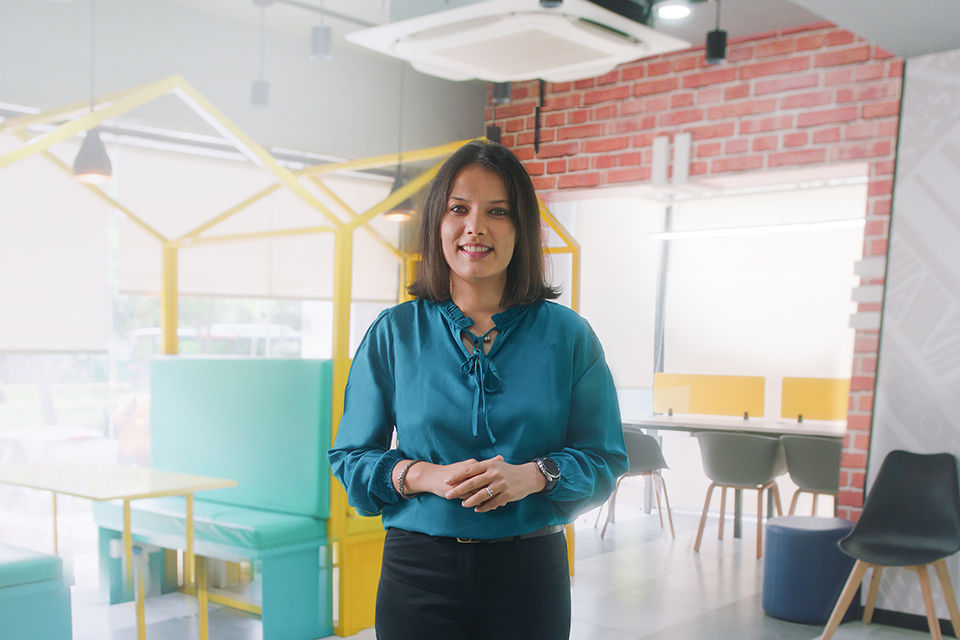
[869,46,960,620]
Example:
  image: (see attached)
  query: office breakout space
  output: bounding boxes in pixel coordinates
[4,1,960,638]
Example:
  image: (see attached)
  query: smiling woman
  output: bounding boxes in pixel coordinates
[329,139,627,640]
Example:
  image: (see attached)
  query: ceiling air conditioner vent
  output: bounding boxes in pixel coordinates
[346,0,690,83]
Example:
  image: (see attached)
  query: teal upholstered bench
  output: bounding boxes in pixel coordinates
[0,543,73,640]
[92,358,333,640]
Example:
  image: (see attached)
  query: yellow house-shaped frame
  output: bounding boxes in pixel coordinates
[0,75,581,636]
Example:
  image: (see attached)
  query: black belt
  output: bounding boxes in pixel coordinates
[454,524,564,544]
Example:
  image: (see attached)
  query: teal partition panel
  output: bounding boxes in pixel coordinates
[150,358,332,518]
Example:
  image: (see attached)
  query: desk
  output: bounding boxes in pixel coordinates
[623,415,845,538]
[0,462,235,640]
[623,414,846,439]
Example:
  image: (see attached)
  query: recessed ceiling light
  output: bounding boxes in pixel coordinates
[656,3,691,20]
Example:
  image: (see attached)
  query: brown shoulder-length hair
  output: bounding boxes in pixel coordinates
[408,139,560,306]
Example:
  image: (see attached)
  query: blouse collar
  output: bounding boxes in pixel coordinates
[436,298,530,331]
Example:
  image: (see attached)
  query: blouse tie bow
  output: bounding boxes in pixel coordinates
[460,344,502,443]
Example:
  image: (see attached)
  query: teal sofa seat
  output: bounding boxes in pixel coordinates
[92,358,334,640]
[92,496,327,560]
[0,543,73,640]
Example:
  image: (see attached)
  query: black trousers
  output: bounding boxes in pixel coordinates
[375,528,571,640]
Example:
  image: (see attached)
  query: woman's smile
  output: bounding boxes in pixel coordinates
[459,243,493,258]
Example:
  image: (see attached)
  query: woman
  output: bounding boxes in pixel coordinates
[329,139,626,640]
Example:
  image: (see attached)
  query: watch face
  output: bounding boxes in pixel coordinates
[540,457,560,479]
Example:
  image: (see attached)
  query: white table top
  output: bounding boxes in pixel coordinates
[0,462,236,501]
[623,414,846,439]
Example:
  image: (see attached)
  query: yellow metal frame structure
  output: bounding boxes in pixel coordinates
[0,75,582,636]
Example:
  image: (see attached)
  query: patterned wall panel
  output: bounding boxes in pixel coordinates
[871,46,960,618]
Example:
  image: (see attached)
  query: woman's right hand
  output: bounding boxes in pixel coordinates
[393,459,480,498]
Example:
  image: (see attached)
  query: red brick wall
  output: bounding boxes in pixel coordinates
[487,22,903,521]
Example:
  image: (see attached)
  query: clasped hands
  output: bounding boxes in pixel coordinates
[393,455,547,513]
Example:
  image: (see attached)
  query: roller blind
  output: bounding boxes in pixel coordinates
[114,145,398,300]
[0,134,109,352]
[663,184,867,379]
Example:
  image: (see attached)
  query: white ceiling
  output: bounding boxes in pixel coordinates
[790,0,960,59]
[167,0,960,60]
[4,0,957,165]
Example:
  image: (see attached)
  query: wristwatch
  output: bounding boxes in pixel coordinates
[535,457,561,492]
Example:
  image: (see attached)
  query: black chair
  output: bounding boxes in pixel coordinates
[780,435,841,515]
[595,431,674,539]
[821,450,960,640]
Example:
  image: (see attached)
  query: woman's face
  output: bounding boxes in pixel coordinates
[441,163,517,295]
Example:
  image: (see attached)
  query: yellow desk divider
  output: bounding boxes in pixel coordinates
[653,373,765,418]
[781,377,850,421]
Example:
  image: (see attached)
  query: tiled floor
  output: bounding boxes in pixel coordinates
[67,502,935,640]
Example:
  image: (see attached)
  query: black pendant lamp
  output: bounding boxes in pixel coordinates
[705,0,727,65]
[72,0,112,184]
[384,169,415,222]
[384,63,414,223]
[73,128,112,184]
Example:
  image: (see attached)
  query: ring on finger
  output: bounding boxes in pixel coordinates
[485,486,494,500]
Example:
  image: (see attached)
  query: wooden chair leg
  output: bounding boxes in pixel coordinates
[863,565,883,623]
[651,473,665,529]
[822,560,870,640]
[933,558,960,638]
[599,477,623,538]
[789,489,801,515]
[771,482,783,516]
[756,486,765,559]
[915,564,943,640]
[718,486,727,540]
[656,472,675,539]
[694,483,715,552]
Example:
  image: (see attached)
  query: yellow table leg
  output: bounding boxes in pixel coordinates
[51,492,58,555]
[135,547,146,640]
[197,555,209,640]
[123,499,133,591]
[186,493,195,586]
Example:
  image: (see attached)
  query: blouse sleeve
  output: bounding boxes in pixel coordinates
[328,311,406,516]
[544,321,628,520]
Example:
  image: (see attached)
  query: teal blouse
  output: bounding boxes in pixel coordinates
[328,298,627,539]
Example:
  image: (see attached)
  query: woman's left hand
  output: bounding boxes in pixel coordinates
[444,455,547,513]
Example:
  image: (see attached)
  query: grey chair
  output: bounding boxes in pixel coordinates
[596,431,674,539]
[693,432,786,558]
[780,435,841,515]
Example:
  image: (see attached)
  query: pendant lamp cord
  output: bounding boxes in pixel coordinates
[715,0,721,30]
[259,6,266,80]
[89,0,95,113]
[397,62,405,169]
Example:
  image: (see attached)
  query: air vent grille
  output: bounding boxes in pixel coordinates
[347,0,689,82]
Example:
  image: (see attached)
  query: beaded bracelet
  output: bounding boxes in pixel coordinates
[397,459,421,499]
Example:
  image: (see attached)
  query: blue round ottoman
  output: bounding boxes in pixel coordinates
[762,516,856,624]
